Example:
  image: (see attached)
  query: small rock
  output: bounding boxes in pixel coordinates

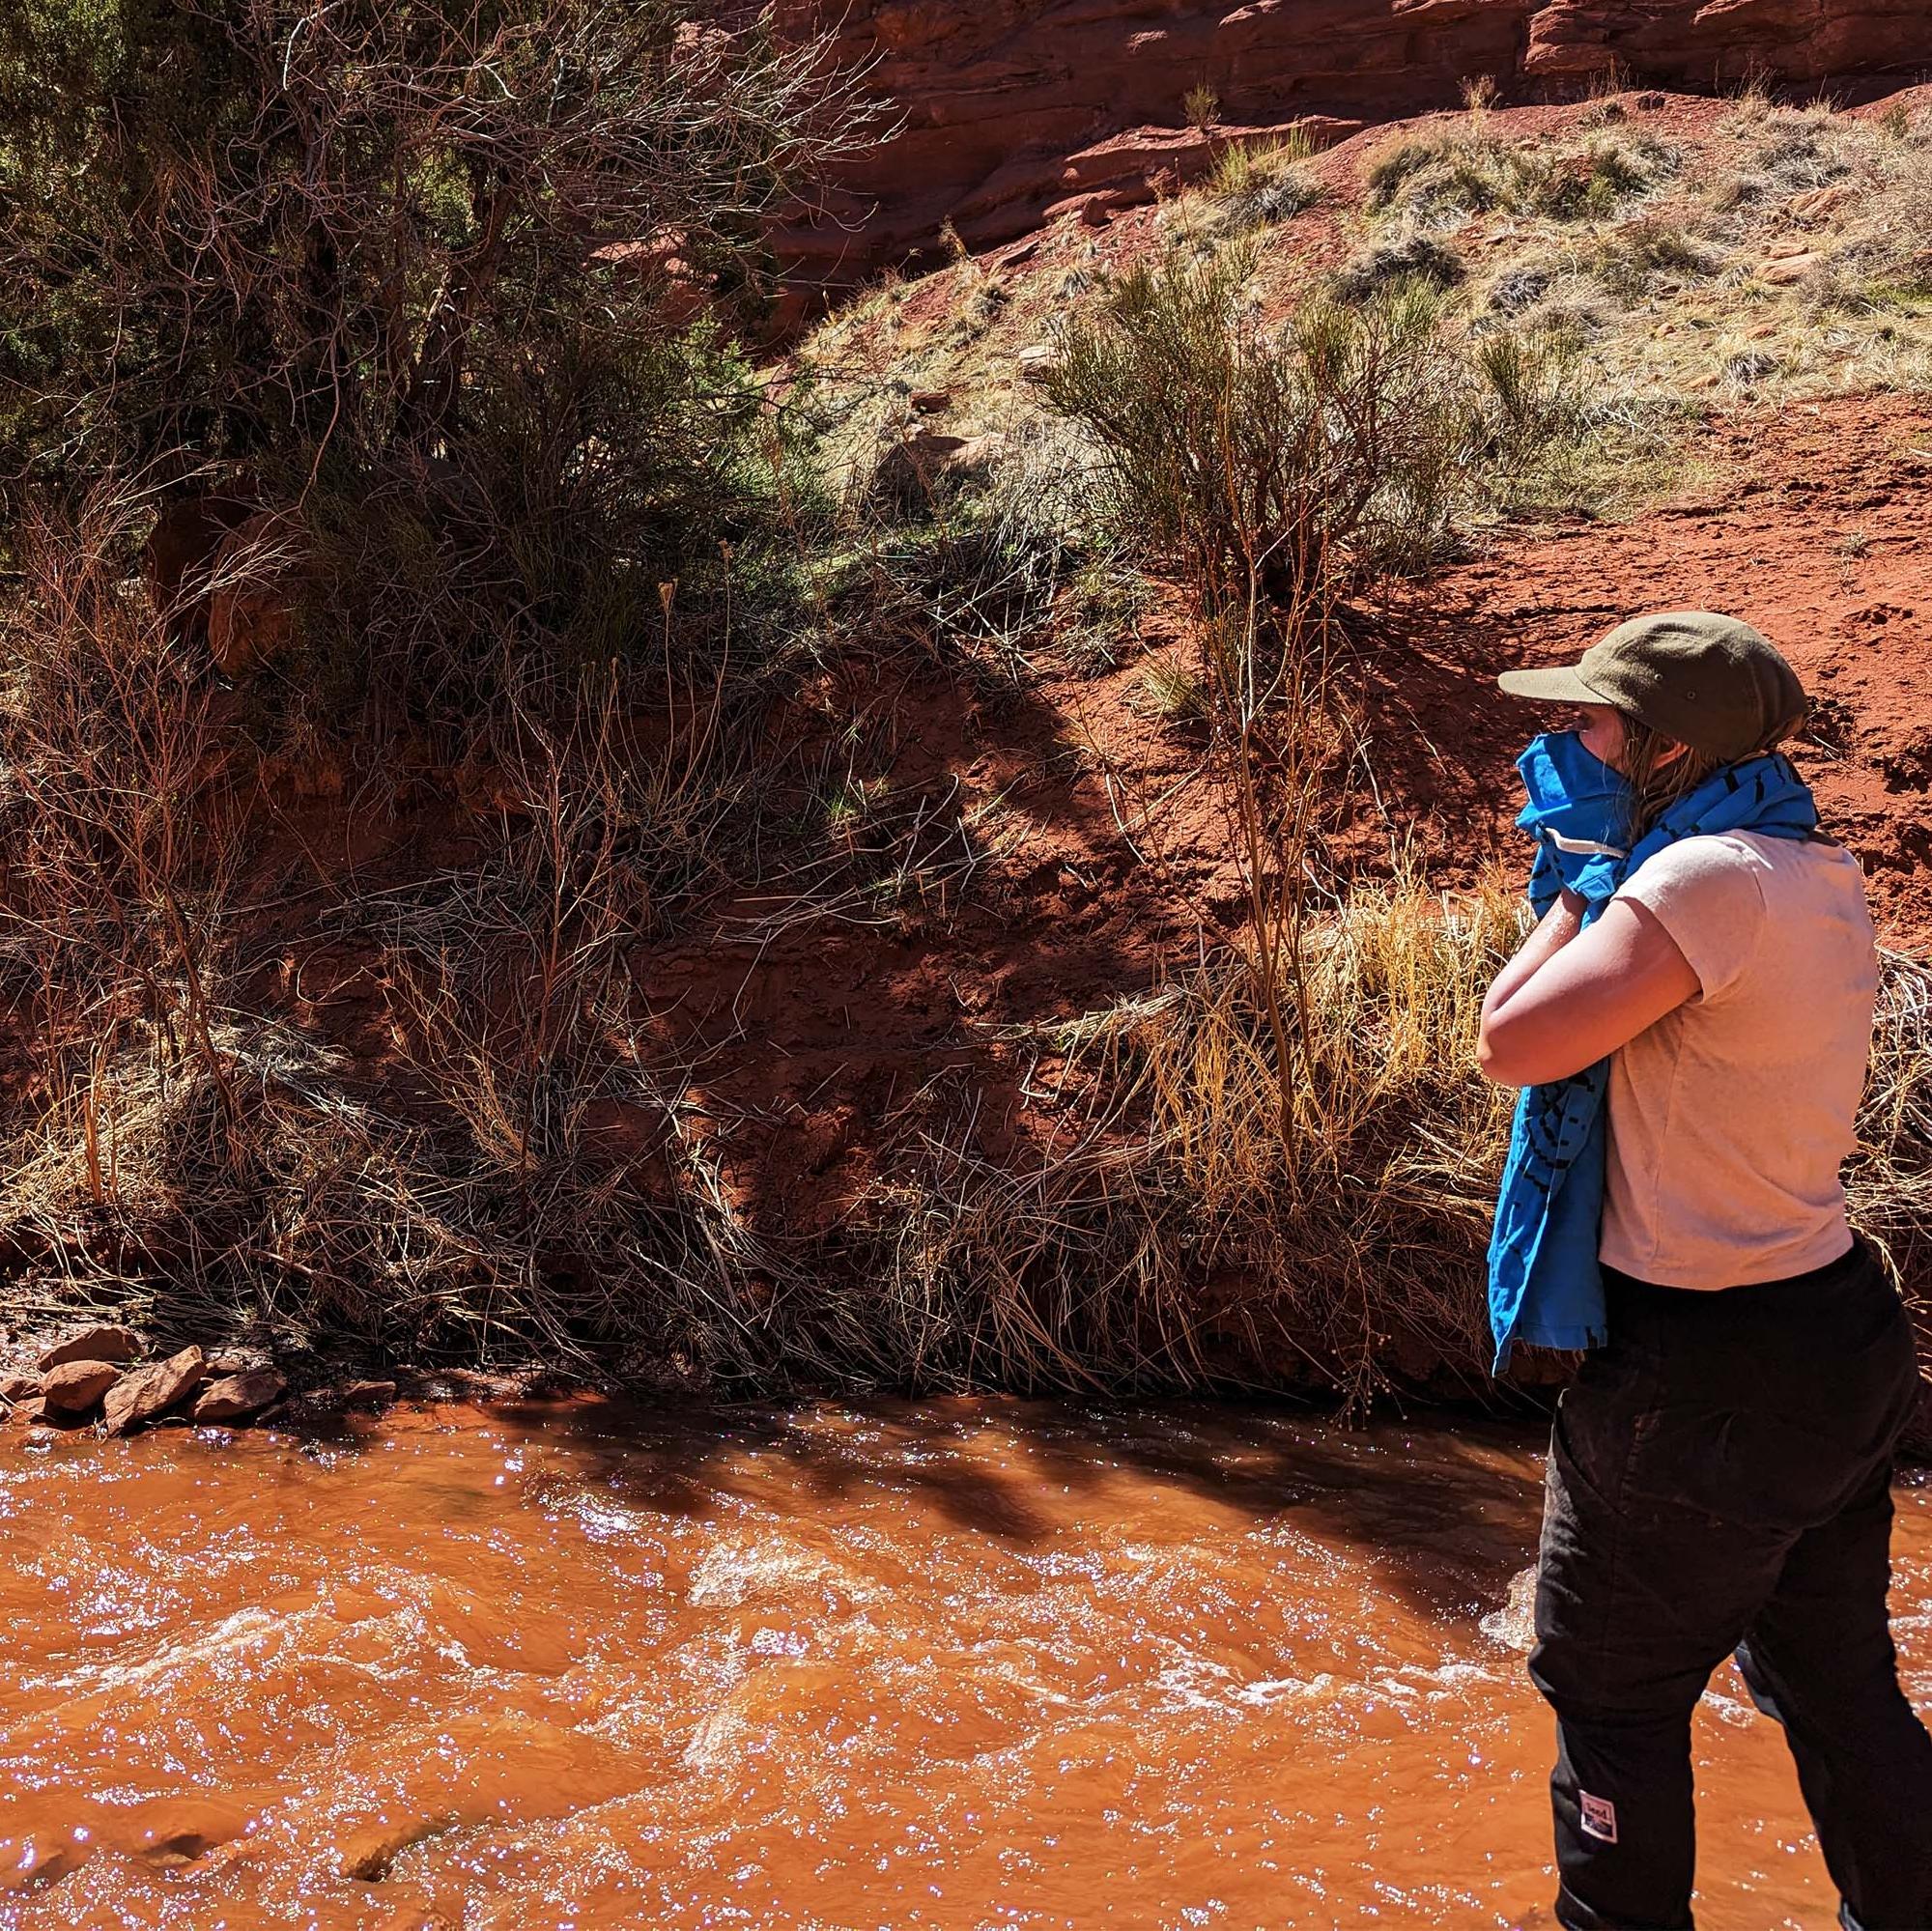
[1481,1565,1540,1653]
[339,1379,398,1409]
[102,1347,206,1437]
[42,1359,122,1413]
[0,1371,39,1405]
[1762,251,1822,285]
[206,1348,273,1377]
[192,1368,287,1425]
[39,1325,142,1372]
[11,1396,47,1426]
[1789,184,1851,222]
[870,429,1008,512]
[1016,342,1059,383]
[441,1368,527,1403]
[908,388,950,412]
[143,491,254,651]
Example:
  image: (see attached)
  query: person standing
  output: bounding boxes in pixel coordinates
[1476,611,1932,1930]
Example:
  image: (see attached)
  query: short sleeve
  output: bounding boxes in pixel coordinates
[1613,836,1768,1003]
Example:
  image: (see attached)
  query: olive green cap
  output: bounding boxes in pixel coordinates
[1496,611,1807,761]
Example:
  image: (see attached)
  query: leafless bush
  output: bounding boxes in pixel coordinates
[0,486,242,1208]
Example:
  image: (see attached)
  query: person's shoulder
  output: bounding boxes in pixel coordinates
[1729,830,1873,916]
[1626,832,1766,889]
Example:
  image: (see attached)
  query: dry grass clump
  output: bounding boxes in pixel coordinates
[1365,125,1679,227]
[846,880,1522,1402]
[1334,231,1466,301]
[1206,127,1325,232]
[1848,951,1932,1296]
[1699,102,1932,305]
[1586,216,1720,300]
[838,924,1932,1404]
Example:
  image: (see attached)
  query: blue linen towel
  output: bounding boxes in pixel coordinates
[1487,736,1820,1369]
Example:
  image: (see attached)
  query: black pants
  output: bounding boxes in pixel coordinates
[1530,1238,1932,1930]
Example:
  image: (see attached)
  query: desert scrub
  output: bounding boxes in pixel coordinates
[1366,126,1679,227]
[0,497,788,1371]
[1207,128,1324,231]
[839,879,1527,1402]
[1038,248,1483,598]
[0,0,875,751]
[822,414,1103,689]
[1039,245,1645,595]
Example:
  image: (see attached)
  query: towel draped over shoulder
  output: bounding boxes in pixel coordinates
[1488,735,1820,1368]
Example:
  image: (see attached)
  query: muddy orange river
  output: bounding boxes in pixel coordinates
[2,1400,1928,1929]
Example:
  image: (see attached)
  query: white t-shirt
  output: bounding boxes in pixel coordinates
[1599,830,1878,1289]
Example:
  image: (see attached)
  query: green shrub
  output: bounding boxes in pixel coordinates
[0,0,870,738]
[1038,249,1479,599]
[1209,128,1324,229]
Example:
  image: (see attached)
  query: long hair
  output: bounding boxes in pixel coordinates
[1614,711,1795,842]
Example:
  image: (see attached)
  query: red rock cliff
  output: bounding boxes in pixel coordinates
[770,0,1931,283]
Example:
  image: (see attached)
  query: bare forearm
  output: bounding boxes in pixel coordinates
[1483,889,1586,1026]
[1478,895,1701,1087]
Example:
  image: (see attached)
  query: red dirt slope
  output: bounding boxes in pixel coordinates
[1352,392,1932,943]
[769,0,1932,286]
[636,392,1930,1247]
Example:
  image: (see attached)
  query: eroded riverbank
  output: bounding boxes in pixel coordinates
[3,1398,1927,1928]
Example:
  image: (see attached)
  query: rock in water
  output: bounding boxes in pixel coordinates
[0,1371,39,1405]
[38,1325,142,1371]
[1481,1564,1540,1654]
[193,1369,288,1425]
[42,1360,123,1413]
[102,1347,206,1437]
[206,1348,273,1377]
[335,1810,458,1881]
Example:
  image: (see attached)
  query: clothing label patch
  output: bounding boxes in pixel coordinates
[1579,1791,1619,1845]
